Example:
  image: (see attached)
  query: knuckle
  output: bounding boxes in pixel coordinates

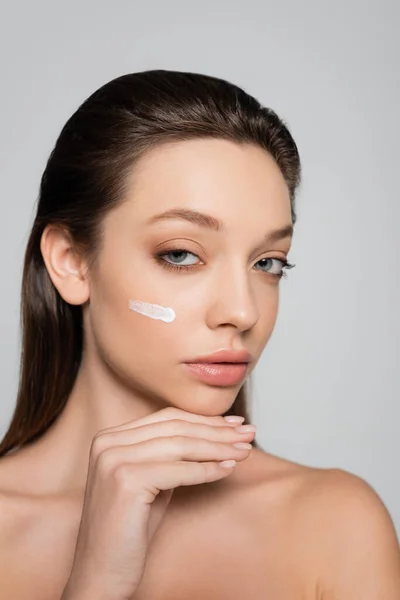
[112,464,141,492]
[112,463,130,483]
[96,447,118,476]
[90,434,108,462]
[203,461,218,477]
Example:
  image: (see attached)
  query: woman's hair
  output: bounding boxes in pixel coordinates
[0,70,301,458]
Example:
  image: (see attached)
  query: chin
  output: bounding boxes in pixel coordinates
[172,384,240,416]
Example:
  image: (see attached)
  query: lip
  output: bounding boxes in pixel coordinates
[184,362,249,386]
[184,348,254,364]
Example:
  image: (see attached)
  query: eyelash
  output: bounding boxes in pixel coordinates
[153,248,295,280]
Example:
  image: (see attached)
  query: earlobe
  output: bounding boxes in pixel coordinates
[40,225,90,306]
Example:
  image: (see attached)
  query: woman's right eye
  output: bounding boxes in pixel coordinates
[159,250,199,266]
[153,249,202,273]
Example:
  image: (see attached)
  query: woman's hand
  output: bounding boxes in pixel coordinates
[61,407,255,600]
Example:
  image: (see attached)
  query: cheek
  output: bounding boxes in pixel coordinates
[88,273,186,378]
[252,287,280,347]
[264,293,280,333]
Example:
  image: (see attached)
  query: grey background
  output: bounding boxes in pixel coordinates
[1,1,399,535]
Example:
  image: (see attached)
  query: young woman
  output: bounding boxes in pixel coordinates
[0,70,399,600]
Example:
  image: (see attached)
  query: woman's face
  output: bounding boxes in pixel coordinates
[87,138,293,415]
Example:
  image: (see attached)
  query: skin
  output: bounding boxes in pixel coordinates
[0,138,399,599]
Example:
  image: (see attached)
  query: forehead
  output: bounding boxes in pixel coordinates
[121,138,292,227]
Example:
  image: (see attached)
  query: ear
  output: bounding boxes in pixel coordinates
[40,225,90,305]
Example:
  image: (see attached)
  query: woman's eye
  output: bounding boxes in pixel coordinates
[255,257,286,275]
[157,249,291,278]
[161,250,199,266]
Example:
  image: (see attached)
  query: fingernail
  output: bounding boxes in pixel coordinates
[235,424,257,433]
[219,460,237,468]
[224,416,245,424]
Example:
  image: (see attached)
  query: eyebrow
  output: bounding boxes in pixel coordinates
[147,208,293,243]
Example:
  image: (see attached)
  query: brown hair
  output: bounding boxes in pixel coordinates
[0,69,301,458]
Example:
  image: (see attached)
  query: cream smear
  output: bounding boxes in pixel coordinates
[128,299,176,323]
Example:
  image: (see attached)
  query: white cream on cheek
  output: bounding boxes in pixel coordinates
[128,299,176,323]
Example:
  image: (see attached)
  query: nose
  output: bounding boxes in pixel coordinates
[205,265,261,332]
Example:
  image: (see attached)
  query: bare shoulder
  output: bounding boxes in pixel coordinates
[250,449,399,537]
[245,450,400,596]
[0,452,46,562]
[0,484,36,597]
[286,462,400,541]
[277,461,400,597]
[0,456,81,599]
[0,470,34,541]
[0,450,41,533]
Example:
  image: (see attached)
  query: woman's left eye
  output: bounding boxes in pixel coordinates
[254,257,291,277]
[155,249,294,278]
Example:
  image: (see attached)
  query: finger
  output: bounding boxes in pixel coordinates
[107,459,238,499]
[90,419,253,460]
[99,407,242,435]
[97,436,251,468]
